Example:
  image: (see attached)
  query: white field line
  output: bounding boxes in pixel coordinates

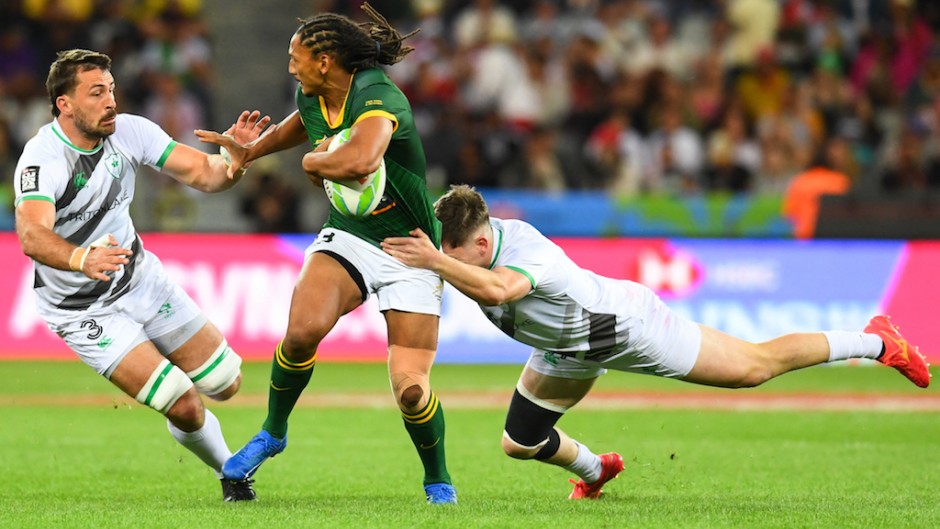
[3,391,939,412]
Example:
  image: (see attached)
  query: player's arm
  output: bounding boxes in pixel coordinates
[195,110,306,175]
[161,142,243,193]
[15,201,131,281]
[165,110,272,191]
[381,229,533,306]
[301,116,392,182]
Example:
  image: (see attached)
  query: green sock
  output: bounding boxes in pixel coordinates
[261,340,315,439]
[402,391,451,486]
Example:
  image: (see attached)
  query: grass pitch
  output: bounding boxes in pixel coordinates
[1,361,938,529]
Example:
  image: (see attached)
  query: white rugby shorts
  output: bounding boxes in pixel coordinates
[525,281,702,380]
[39,267,205,378]
[306,228,443,316]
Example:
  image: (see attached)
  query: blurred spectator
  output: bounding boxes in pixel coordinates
[782,137,854,239]
[138,6,214,121]
[563,30,616,140]
[151,178,198,232]
[754,142,800,196]
[452,0,518,50]
[646,106,704,194]
[736,46,792,121]
[500,126,594,190]
[724,0,781,69]
[446,139,499,188]
[585,110,649,195]
[0,117,15,229]
[687,52,726,129]
[240,171,302,233]
[626,14,697,79]
[702,132,752,193]
[879,126,937,192]
[459,12,540,133]
[142,71,207,150]
[703,108,760,192]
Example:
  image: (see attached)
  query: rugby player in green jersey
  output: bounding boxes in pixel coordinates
[196,3,455,504]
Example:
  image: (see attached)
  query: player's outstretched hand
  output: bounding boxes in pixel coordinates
[381,229,440,270]
[195,110,271,178]
[82,234,133,282]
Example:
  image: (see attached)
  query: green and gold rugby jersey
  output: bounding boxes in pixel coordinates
[296,68,440,248]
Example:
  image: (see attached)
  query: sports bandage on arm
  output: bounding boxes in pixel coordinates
[69,234,114,273]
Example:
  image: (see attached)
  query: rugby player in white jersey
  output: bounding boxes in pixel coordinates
[381,184,931,499]
[13,49,270,502]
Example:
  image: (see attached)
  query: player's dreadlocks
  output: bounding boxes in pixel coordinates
[296,2,419,71]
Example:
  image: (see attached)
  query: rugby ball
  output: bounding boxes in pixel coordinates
[322,128,387,217]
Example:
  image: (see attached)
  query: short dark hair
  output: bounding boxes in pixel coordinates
[434,185,490,248]
[46,49,112,117]
[295,2,418,71]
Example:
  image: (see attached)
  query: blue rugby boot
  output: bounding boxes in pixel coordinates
[222,430,287,480]
[424,482,458,505]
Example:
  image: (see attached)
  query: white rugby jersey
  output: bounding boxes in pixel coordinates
[481,218,635,358]
[13,114,177,312]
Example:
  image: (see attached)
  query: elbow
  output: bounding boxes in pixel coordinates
[342,159,382,181]
[17,226,42,260]
[476,287,512,307]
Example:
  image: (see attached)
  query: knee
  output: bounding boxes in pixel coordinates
[209,373,241,401]
[731,366,774,388]
[502,435,537,460]
[399,384,424,409]
[187,341,243,400]
[390,369,430,411]
[282,329,322,363]
[165,390,205,431]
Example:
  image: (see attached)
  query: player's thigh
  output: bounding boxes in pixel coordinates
[109,340,176,397]
[163,321,224,370]
[521,352,600,409]
[386,325,439,380]
[681,324,762,386]
[289,251,364,335]
[386,310,439,350]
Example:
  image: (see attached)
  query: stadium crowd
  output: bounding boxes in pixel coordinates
[2,0,940,233]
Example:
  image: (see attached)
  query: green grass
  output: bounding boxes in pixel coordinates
[1,361,938,529]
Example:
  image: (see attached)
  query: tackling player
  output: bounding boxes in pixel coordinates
[13,49,271,501]
[381,184,931,499]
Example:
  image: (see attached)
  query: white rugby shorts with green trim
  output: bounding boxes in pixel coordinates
[38,264,206,378]
[524,281,702,380]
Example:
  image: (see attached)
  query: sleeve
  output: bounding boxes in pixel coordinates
[122,114,177,170]
[350,84,402,133]
[13,148,69,208]
[495,222,557,290]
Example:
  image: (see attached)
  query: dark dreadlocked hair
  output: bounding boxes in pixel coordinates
[295,2,419,71]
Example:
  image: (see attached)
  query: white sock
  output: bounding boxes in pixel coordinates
[166,409,232,478]
[824,331,884,362]
[563,441,602,482]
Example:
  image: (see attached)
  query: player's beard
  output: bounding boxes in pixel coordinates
[73,107,116,142]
